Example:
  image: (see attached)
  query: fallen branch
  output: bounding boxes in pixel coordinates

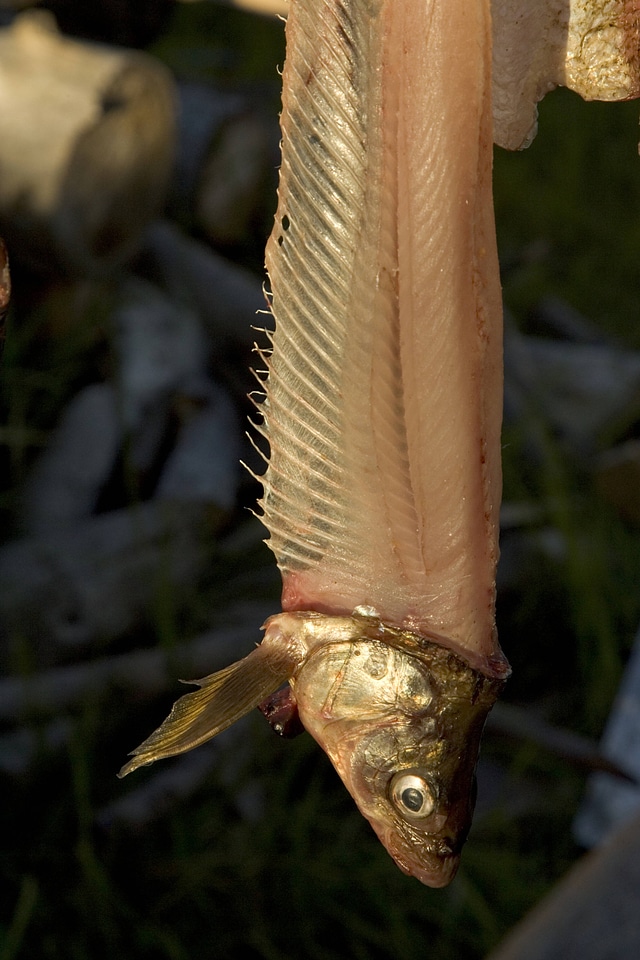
[0,601,275,717]
[0,500,217,653]
[138,221,268,351]
[0,12,175,275]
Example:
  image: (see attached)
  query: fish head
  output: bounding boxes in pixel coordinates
[292,635,504,887]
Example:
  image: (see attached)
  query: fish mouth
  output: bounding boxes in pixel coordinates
[410,858,459,888]
[392,838,460,888]
[370,818,461,888]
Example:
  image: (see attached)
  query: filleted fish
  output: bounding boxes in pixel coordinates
[122,0,510,888]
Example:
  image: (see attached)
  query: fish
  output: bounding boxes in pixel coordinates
[120,0,510,888]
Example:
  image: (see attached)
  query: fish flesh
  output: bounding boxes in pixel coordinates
[120,0,509,888]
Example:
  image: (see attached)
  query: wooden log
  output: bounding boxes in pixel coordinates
[21,383,121,535]
[0,12,176,275]
[96,743,236,829]
[0,719,71,776]
[196,109,275,247]
[178,0,289,17]
[0,500,215,654]
[0,0,175,46]
[0,0,288,20]
[112,276,208,430]
[170,82,277,248]
[503,326,640,455]
[0,600,275,717]
[155,380,241,509]
[170,83,245,223]
[138,221,267,351]
[487,810,640,960]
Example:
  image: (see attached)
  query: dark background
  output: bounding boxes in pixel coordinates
[1,2,640,958]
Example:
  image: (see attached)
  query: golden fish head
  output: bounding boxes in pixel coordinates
[292,634,505,887]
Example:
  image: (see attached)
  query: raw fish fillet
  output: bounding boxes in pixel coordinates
[260,0,508,679]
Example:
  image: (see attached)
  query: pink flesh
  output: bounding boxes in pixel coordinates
[261,0,507,679]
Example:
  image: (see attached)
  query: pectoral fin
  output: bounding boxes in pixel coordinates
[118,643,294,777]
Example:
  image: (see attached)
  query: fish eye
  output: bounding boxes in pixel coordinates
[389,771,436,820]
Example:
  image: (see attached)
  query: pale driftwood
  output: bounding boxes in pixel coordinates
[575,624,640,848]
[0,601,275,717]
[0,500,214,653]
[138,221,268,350]
[0,12,175,275]
[531,296,608,346]
[0,2,175,45]
[172,82,276,246]
[0,719,72,776]
[177,0,289,16]
[504,326,640,455]
[0,1,287,18]
[497,526,566,595]
[195,111,275,247]
[487,702,634,782]
[171,83,245,223]
[96,726,264,829]
[21,383,121,535]
[97,744,229,828]
[155,380,241,508]
[113,277,208,431]
[487,811,640,960]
